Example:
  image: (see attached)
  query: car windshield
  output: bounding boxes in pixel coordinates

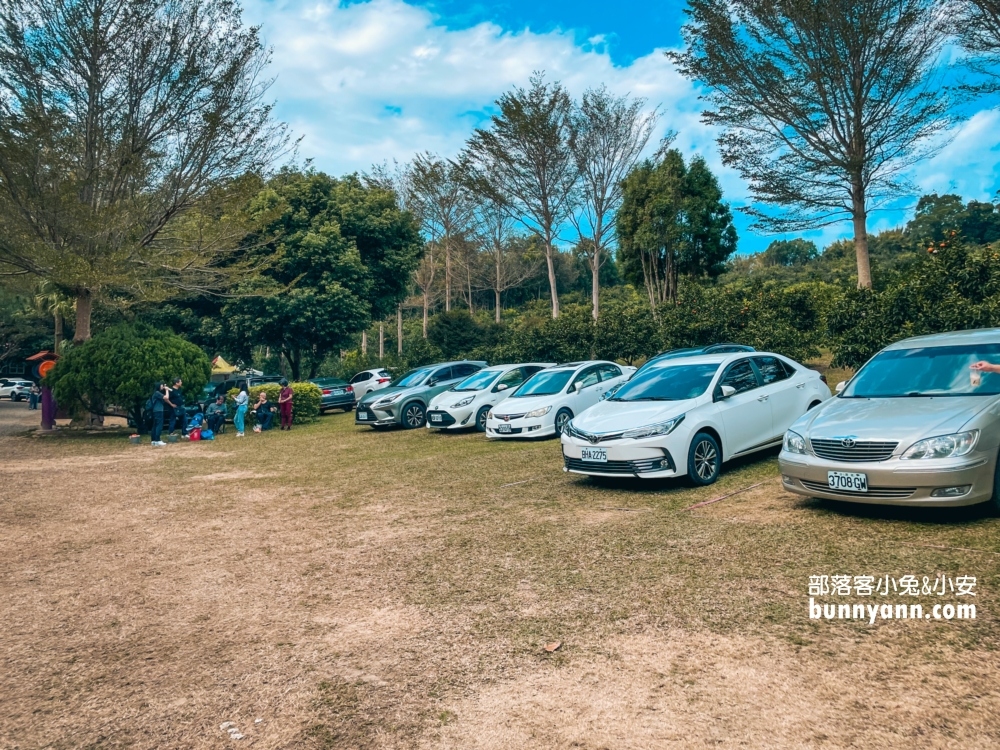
[844,343,1000,397]
[611,363,721,401]
[511,369,574,397]
[454,369,500,391]
[392,367,434,388]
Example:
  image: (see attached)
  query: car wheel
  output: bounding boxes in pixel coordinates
[402,402,426,429]
[475,406,490,432]
[688,432,721,486]
[554,408,573,436]
[990,452,1000,515]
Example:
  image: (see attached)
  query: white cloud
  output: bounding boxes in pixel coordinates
[914,110,1000,200]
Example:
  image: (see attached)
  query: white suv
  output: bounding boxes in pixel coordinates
[349,369,393,400]
[0,380,34,401]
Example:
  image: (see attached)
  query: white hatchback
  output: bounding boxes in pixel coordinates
[426,363,554,432]
[561,353,830,484]
[487,361,635,439]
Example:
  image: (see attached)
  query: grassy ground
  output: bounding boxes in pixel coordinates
[2,408,999,748]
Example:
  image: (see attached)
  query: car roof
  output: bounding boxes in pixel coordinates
[886,328,1000,350]
[550,360,617,371]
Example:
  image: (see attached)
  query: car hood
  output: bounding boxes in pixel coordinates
[795,395,997,441]
[429,389,472,409]
[359,385,413,405]
[571,399,693,433]
[493,394,559,415]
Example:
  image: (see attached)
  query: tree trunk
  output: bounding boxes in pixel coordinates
[361,330,368,355]
[591,248,600,321]
[74,289,93,342]
[445,237,451,312]
[666,250,677,305]
[851,180,872,289]
[495,289,502,324]
[54,310,64,352]
[397,305,403,355]
[545,239,560,319]
[379,323,384,360]
[422,294,429,338]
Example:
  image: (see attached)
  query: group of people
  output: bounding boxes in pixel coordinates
[148,378,294,446]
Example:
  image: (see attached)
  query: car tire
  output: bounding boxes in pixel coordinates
[990,451,1000,515]
[402,402,426,429]
[554,408,573,437]
[688,432,722,486]
[475,406,490,432]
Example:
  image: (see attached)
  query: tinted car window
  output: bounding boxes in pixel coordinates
[497,368,527,389]
[351,372,371,383]
[753,356,790,385]
[432,366,454,382]
[452,363,481,379]
[720,360,759,394]
[596,364,622,381]
[573,366,601,390]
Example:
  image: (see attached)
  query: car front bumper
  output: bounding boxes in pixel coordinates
[561,435,680,478]
[778,450,996,507]
[355,403,399,426]
[485,415,553,438]
[427,407,474,429]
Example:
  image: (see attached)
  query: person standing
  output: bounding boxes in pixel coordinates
[168,377,186,436]
[278,379,294,430]
[28,383,40,410]
[234,384,249,437]
[150,382,171,447]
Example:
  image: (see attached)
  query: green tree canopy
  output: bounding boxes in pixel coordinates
[223,171,422,379]
[763,239,820,267]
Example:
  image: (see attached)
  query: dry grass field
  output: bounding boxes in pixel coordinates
[2,401,1000,749]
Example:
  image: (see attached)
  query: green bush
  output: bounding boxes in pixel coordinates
[47,322,211,427]
[227,382,321,425]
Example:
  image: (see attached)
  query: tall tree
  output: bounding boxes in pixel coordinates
[463,73,578,318]
[570,86,658,319]
[470,196,542,322]
[412,243,441,338]
[954,0,1000,91]
[617,149,737,313]
[223,172,421,379]
[407,153,475,312]
[670,0,955,289]
[0,0,287,341]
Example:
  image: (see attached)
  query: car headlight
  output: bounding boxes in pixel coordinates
[622,415,685,440]
[487,410,493,419]
[450,395,475,408]
[783,430,806,454]
[901,430,979,460]
[524,406,552,419]
[373,393,403,408]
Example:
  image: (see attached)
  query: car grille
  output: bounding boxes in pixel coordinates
[568,429,625,443]
[427,410,456,427]
[355,408,377,422]
[810,439,898,462]
[800,480,915,499]
[496,413,526,421]
[564,456,672,475]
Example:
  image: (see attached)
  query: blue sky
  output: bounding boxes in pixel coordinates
[243,0,1000,254]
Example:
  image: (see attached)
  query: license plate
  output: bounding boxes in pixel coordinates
[431,414,442,423]
[828,471,867,492]
[498,423,511,433]
[358,412,368,420]
[332,389,344,395]
[581,447,607,462]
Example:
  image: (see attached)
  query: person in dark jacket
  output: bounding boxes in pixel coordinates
[150,382,171,446]
[253,391,276,431]
[204,395,227,434]
[168,377,186,436]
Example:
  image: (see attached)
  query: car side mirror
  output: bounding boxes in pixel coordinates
[495,383,509,392]
[835,380,847,394]
[567,383,578,393]
[428,379,438,387]
[716,385,736,401]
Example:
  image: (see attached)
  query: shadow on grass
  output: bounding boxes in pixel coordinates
[802,496,999,526]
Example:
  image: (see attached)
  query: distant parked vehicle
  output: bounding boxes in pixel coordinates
[0,379,33,401]
[426,363,554,432]
[355,361,487,429]
[349,369,393,400]
[563,352,830,484]
[311,377,356,413]
[487,361,635,439]
[780,328,1000,508]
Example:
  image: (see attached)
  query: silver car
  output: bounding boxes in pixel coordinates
[780,328,1000,508]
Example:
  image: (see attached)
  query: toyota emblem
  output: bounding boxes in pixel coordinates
[588,435,599,444]
[841,438,856,448]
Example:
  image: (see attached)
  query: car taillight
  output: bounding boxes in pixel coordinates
[322,389,332,395]
[377,378,390,383]
[346,385,353,392]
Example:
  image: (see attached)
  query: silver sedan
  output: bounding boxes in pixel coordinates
[780,328,1000,508]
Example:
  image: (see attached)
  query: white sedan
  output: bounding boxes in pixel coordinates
[426,363,554,432]
[561,352,831,484]
[487,361,635,439]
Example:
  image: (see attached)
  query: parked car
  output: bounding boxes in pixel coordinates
[355,361,487,429]
[426,363,554,432]
[780,328,1000,508]
[600,343,758,402]
[562,352,830,484]
[349,368,393,400]
[486,361,635,439]
[0,379,34,401]
[311,377,355,413]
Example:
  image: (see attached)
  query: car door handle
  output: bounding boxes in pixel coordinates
[757,395,769,402]
[796,383,805,389]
